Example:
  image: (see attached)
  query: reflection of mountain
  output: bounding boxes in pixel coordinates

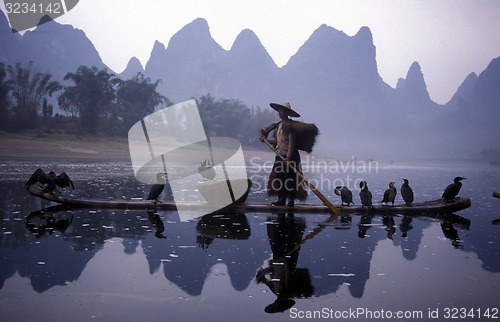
[0,178,485,298]
[301,214,387,298]
[1,234,97,292]
[0,179,150,292]
[149,215,268,295]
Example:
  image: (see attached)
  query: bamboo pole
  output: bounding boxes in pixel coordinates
[263,138,341,216]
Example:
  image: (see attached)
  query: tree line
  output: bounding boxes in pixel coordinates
[0,62,277,146]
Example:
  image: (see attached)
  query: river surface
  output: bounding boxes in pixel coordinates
[0,158,499,322]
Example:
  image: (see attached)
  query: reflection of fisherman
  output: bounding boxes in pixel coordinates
[259,102,318,207]
[256,213,314,313]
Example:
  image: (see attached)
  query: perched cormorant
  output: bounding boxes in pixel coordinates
[198,159,216,180]
[25,168,74,193]
[359,181,373,207]
[147,172,167,203]
[334,186,354,206]
[442,176,466,202]
[381,182,397,206]
[401,178,414,206]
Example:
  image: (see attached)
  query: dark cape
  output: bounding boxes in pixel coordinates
[260,120,319,200]
[260,121,319,153]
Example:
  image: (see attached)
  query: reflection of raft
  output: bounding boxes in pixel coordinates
[28,186,471,214]
[196,213,250,240]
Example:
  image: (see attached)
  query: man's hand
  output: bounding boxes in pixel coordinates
[259,133,266,142]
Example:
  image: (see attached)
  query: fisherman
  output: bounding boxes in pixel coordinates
[259,102,318,207]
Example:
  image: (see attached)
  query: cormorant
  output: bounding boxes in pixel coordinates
[198,159,216,180]
[147,172,167,203]
[359,180,373,207]
[25,168,74,193]
[401,178,414,206]
[442,176,466,202]
[381,182,397,206]
[334,186,354,206]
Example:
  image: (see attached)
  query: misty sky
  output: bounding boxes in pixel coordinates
[2,0,500,104]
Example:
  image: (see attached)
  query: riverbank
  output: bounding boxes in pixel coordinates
[2,131,494,168]
[0,131,273,162]
[0,131,131,161]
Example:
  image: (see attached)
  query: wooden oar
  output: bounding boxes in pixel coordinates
[262,138,341,216]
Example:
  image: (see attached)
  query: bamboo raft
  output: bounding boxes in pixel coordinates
[28,185,471,214]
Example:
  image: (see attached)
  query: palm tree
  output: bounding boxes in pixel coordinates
[0,63,13,129]
[7,61,60,129]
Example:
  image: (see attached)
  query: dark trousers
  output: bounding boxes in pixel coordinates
[272,155,298,202]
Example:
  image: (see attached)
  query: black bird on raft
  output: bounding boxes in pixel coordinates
[359,181,373,207]
[197,159,216,180]
[381,182,397,206]
[334,186,354,206]
[442,176,466,202]
[401,178,414,206]
[25,168,74,194]
[147,172,167,203]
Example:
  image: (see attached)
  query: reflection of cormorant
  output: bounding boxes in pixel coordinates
[146,210,166,239]
[381,182,397,206]
[359,181,373,208]
[256,213,314,313]
[147,173,167,203]
[400,216,413,238]
[401,178,414,206]
[358,214,373,238]
[334,186,353,205]
[442,177,466,202]
[25,208,74,238]
[383,215,396,239]
[197,159,216,180]
[441,222,462,248]
[25,168,74,194]
[336,214,352,230]
[196,235,214,250]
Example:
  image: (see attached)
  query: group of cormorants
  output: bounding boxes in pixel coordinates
[334,176,466,207]
[25,168,466,207]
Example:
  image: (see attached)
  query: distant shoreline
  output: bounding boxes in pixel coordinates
[0,131,131,161]
[0,131,272,163]
[1,131,494,167]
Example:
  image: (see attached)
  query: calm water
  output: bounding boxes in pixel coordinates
[0,159,499,322]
